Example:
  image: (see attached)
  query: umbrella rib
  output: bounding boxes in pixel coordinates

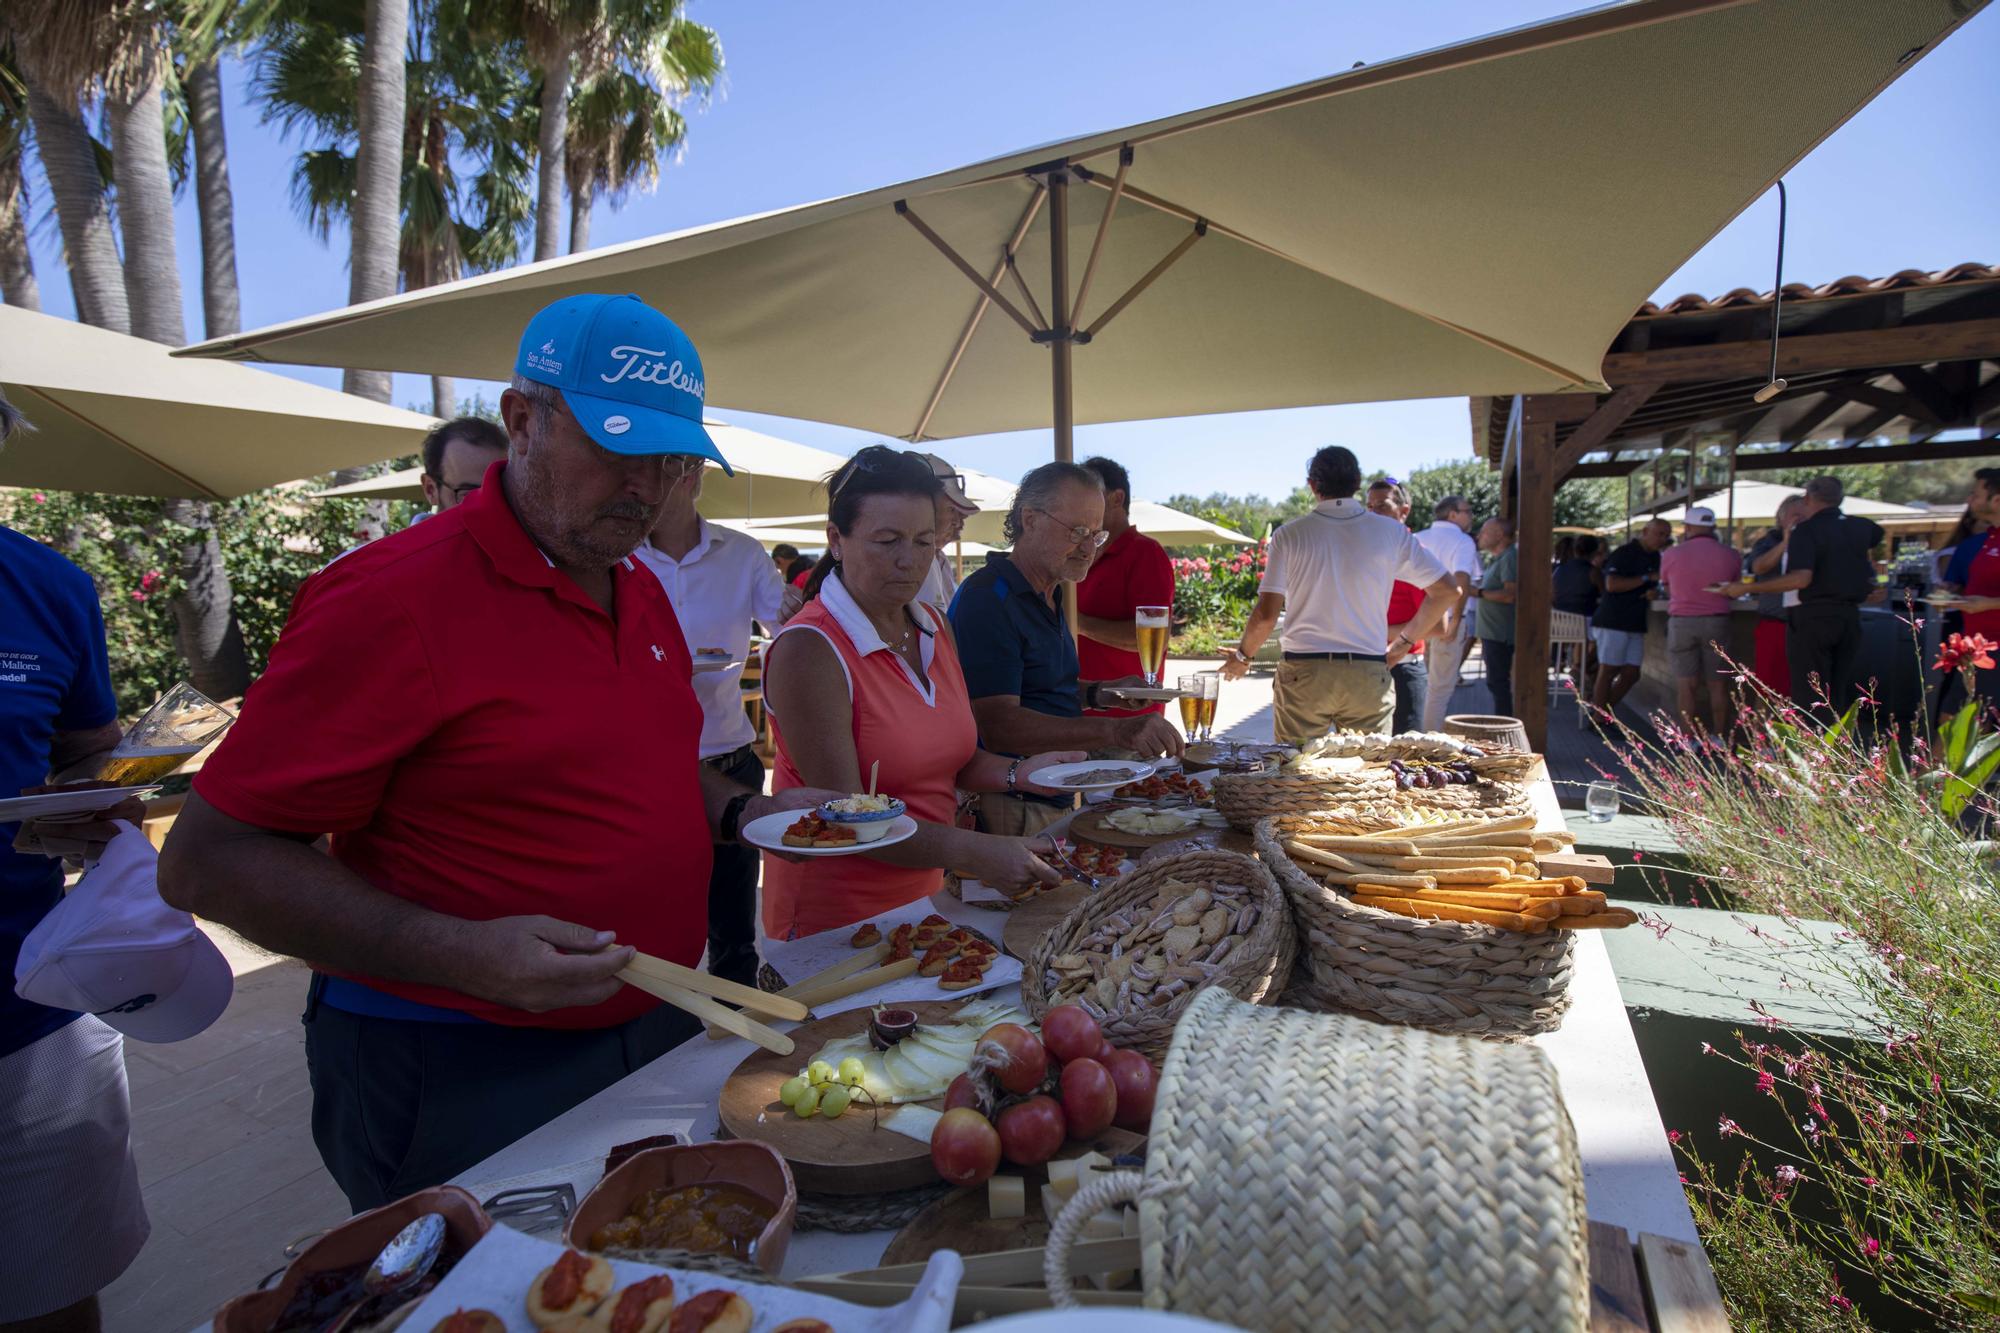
[1070,168,1601,389]
[894,200,1042,339]
[1070,146,1132,329]
[15,385,224,499]
[1080,220,1207,342]
[1004,251,1049,331]
[906,185,1047,442]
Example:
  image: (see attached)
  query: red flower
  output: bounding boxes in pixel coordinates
[1933,631,1998,674]
[31,492,46,504]
[1862,1236,1880,1257]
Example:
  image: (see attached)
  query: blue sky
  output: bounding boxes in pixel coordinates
[21,0,2000,502]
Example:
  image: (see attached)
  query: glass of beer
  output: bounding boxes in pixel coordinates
[1196,672,1221,741]
[1135,605,1170,686]
[1177,675,1202,737]
[88,682,236,785]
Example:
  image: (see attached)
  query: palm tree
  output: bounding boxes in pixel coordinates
[500,0,604,261]
[182,55,239,338]
[346,0,407,418]
[105,29,185,345]
[563,4,718,254]
[0,48,40,310]
[254,0,534,415]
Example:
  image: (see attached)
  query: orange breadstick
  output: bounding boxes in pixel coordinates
[1552,892,1610,914]
[1549,909,1639,930]
[1356,887,1562,916]
[1350,894,1551,933]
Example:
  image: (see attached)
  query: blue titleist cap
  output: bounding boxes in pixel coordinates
[514,293,730,472]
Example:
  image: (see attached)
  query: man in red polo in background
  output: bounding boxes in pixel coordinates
[160,295,838,1211]
[1076,456,1175,720]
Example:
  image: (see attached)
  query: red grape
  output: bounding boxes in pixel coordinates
[977,1023,1049,1095]
[1091,1037,1117,1065]
[1040,1005,1103,1067]
[1057,1058,1117,1138]
[1103,1049,1158,1131]
[931,1107,1002,1186]
[996,1095,1067,1166]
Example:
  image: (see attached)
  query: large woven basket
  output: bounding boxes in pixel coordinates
[1045,990,1590,1331]
[1211,766,1397,831]
[1277,780,1535,834]
[1256,812,1574,1036]
[1022,850,1294,1061]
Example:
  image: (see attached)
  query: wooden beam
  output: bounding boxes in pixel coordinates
[1497,399,1522,522]
[1778,392,1852,449]
[1841,404,1903,445]
[1522,393,1601,426]
[1551,383,1660,478]
[1889,364,1959,425]
[1567,458,1647,480]
[1602,318,2000,386]
[1513,420,1554,752]
[1733,437,2000,471]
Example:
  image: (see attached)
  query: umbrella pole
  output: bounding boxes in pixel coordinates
[1046,168,1083,645]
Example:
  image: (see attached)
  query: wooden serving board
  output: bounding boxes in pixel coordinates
[1067,805,1209,851]
[1001,882,1089,961]
[718,1000,982,1196]
[878,1128,1147,1267]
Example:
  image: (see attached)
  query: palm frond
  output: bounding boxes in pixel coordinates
[289,144,354,240]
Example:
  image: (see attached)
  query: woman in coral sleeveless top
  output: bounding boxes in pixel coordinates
[762,448,1083,940]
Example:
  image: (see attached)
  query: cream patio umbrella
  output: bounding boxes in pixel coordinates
[313,418,854,519]
[0,306,436,498]
[943,467,1253,547]
[177,0,1979,468]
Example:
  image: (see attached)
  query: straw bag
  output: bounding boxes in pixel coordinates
[1256,812,1574,1036]
[1044,990,1590,1332]
[1021,850,1294,1062]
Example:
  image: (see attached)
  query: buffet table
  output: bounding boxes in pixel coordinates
[448,766,1697,1283]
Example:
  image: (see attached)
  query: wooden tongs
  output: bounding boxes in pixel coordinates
[617,951,804,1055]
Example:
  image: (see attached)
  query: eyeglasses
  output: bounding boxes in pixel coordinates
[663,454,706,478]
[831,446,938,497]
[1032,507,1110,549]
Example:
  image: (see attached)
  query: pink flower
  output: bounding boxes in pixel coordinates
[1667,1130,1681,1144]
[1935,631,1999,674]
[1862,1236,1879,1257]
[1757,1072,1776,1095]
[1718,1117,1742,1137]
[130,590,147,602]
[31,492,46,504]
[1775,1164,1803,1186]
[1903,1129,1917,1143]
[1831,1294,1853,1312]
[138,569,162,592]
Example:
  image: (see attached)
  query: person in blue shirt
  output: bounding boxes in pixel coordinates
[948,462,1182,837]
[0,390,151,1330]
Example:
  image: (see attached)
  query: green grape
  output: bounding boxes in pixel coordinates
[778,1075,809,1107]
[807,1060,835,1086]
[838,1056,867,1086]
[820,1086,853,1120]
[794,1084,822,1118]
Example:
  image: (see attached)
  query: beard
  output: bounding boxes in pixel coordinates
[513,455,663,568]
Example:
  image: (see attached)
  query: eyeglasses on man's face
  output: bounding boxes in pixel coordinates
[1032,507,1110,549]
[433,477,483,504]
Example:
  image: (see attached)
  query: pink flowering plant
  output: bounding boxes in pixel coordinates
[1168,540,1268,655]
[1609,695,2000,1328]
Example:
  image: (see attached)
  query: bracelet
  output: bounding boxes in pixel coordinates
[1006,758,1022,792]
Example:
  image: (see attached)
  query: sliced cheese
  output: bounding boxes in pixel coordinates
[988,1175,1026,1220]
[1046,1158,1082,1199]
[1051,1151,1109,1201]
[883,1104,944,1144]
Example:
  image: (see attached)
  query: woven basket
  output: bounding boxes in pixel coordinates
[1211,766,1396,831]
[1256,812,1574,1036]
[1021,850,1294,1062]
[1283,780,1535,833]
[1045,990,1590,1331]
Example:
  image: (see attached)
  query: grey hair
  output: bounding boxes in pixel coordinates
[0,387,31,448]
[1004,461,1102,545]
[1804,474,1844,506]
[1433,494,1467,520]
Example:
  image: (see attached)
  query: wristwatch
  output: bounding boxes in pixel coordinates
[720,791,756,844]
[1226,646,1251,664]
[1006,758,1023,792]
[1082,681,1102,709]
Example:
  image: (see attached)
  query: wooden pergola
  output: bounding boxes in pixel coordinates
[1474,262,2000,749]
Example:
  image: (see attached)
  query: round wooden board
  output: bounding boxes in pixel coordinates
[877,1128,1146,1267]
[719,1000,980,1196]
[1068,804,1211,850]
[1000,882,1089,961]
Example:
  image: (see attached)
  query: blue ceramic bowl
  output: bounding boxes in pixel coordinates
[816,796,906,841]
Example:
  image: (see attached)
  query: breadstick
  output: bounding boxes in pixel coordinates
[1501,876,1590,893]
[1420,831,1535,848]
[1371,855,1521,872]
[1352,895,1551,933]
[1426,866,1517,884]
[1323,871,1437,890]
[1291,835,1420,856]
[1552,892,1610,914]
[1355,888,1562,916]
[1284,843,1374,874]
[1406,844,1537,861]
[1550,910,1639,929]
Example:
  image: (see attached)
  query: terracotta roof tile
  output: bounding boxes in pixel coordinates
[1633,262,1998,318]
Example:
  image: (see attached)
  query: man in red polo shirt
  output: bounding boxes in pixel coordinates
[1366,479,1429,732]
[159,295,838,1210]
[1076,456,1175,719]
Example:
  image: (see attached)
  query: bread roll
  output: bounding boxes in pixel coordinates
[667,1289,752,1333]
[599,1274,676,1333]
[527,1249,613,1327]
[430,1312,506,1333]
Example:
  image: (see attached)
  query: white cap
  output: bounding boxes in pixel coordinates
[14,826,233,1043]
[1684,506,1718,527]
[920,453,978,515]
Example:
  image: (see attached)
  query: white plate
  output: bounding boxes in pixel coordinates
[1028,760,1157,792]
[0,784,160,821]
[691,657,745,673]
[739,810,919,855]
[1098,685,1188,701]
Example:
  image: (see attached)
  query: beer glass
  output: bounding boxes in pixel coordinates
[1196,672,1221,741]
[1177,675,1202,736]
[1135,605,1170,686]
[88,682,236,785]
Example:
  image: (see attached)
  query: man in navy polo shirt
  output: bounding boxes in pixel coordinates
[949,462,1182,838]
[1,389,150,1330]
[161,297,841,1209]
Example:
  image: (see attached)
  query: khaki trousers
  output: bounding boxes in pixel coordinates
[976,791,1070,839]
[1272,657,1394,745]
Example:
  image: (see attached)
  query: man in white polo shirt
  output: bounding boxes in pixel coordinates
[1414,494,1481,730]
[1220,446,1456,743]
[635,467,803,986]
